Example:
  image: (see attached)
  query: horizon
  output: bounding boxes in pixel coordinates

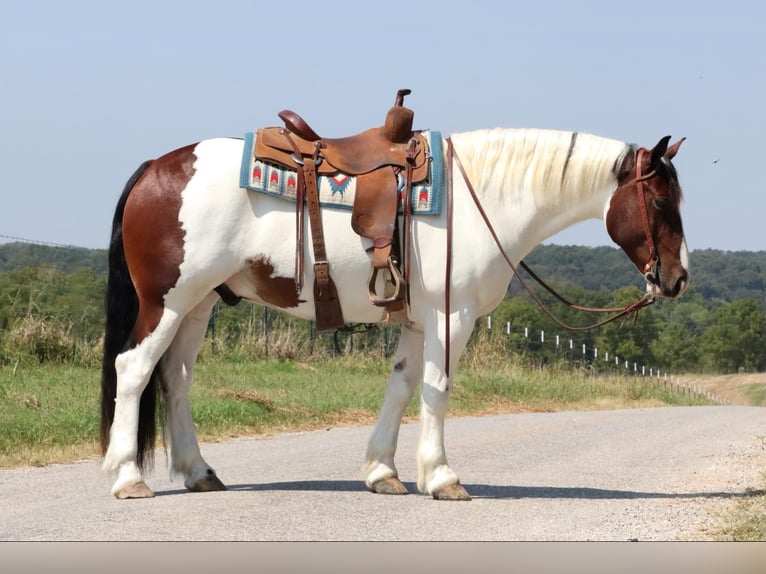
[1,236,764,256]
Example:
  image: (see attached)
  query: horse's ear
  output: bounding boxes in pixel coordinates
[664,137,686,160]
[650,135,672,169]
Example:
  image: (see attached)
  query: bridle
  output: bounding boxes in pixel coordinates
[441,138,659,375]
[634,147,660,277]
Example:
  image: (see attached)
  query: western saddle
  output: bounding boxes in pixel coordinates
[253,89,431,331]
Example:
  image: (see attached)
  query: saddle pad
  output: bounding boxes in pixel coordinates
[239,130,443,215]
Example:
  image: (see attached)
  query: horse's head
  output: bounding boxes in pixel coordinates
[606,136,689,300]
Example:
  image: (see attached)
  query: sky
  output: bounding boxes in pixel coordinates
[1,0,764,252]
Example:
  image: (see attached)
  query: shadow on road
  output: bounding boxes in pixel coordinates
[463,484,765,500]
[153,480,765,501]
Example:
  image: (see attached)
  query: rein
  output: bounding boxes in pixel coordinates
[442,138,656,374]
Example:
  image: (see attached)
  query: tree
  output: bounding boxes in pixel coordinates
[701,298,766,373]
[650,290,710,373]
[595,286,659,367]
[651,322,700,373]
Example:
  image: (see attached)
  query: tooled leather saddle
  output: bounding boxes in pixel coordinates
[252,89,431,331]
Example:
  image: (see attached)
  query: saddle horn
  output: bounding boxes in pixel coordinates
[384,89,414,143]
[394,88,411,106]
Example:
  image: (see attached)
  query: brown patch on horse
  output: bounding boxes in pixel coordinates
[122,144,197,339]
[248,256,304,308]
[607,137,687,298]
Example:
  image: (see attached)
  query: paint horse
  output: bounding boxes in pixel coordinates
[100,102,689,500]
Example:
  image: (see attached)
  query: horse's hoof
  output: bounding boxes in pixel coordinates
[189,473,227,492]
[369,476,409,495]
[115,481,155,499]
[432,482,472,501]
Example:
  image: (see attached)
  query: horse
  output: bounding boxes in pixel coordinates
[100,122,689,500]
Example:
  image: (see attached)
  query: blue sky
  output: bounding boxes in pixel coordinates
[1,0,763,252]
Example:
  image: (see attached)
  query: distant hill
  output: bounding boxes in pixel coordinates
[1,241,764,305]
[522,245,642,292]
[0,242,108,274]
[523,244,766,304]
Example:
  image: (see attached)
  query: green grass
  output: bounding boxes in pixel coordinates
[0,351,709,469]
[745,383,766,406]
[0,364,101,467]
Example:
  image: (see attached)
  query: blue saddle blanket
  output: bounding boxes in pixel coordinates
[239,130,442,215]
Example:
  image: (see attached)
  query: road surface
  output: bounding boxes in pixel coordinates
[1,406,764,541]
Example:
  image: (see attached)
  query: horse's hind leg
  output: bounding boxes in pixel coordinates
[363,324,425,495]
[161,292,226,492]
[102,304,183,498]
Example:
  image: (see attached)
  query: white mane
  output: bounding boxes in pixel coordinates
[449,128,630,212]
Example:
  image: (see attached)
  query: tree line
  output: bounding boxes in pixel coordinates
[0,242,764,373]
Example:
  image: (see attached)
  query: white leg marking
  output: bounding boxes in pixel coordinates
[102,308,182,496]
[417,311,474,496]
[363,325,424,489]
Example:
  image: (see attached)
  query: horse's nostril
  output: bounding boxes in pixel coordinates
[673,271,689,296]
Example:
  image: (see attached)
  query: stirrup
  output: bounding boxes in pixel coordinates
[367,256,406,307]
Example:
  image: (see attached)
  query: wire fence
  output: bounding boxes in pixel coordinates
[481,315,727,405]
[0,234,76,248]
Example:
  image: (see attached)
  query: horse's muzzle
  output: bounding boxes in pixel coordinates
[645,265,688,300]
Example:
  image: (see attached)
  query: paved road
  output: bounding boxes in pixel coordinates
[1,406,764,541]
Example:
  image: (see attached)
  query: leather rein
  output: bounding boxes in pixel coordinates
[442,138,657,375]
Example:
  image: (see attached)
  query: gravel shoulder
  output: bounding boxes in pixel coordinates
[1,406,764,541]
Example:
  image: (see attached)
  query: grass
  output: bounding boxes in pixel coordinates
[745,383,766,406]
[0,364,101,467]
[188,358,389,439]
[0,350,709,469]
[700,436,766,541]
[709,490,766,540]
[700,463,766,542]
[681,373,766,407]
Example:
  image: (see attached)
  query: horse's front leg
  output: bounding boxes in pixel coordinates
[363,324,425,495]
[161,292,226,492]
[417,311,474,500]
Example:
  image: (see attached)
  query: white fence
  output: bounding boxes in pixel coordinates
[485,316,727,405]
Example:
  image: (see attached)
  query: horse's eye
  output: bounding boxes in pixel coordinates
[653,196,670,210]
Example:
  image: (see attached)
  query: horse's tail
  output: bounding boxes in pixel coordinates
[100,160,159,472]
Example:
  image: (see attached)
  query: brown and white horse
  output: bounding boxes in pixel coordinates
[100,127,688,500]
